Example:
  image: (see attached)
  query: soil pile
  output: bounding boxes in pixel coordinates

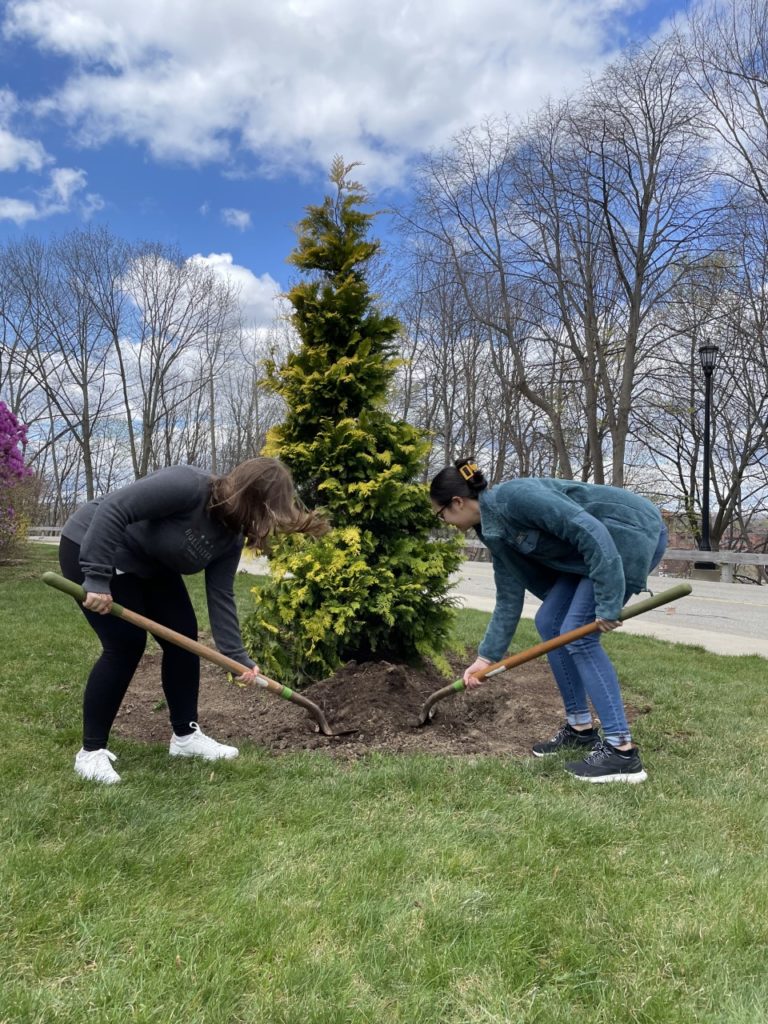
[114,647,645,759]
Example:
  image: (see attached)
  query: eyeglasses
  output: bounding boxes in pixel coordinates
[434,498,455,522]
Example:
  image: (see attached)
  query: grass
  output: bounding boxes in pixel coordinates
[1,544,767,1023]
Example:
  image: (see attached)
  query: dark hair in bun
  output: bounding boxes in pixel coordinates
[430,458,489,504]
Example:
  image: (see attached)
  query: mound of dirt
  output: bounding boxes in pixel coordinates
[113,646,649,759]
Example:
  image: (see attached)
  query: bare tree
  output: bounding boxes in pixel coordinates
[0,250,41,420]
[114,244,239,477]
[508,99,622,482]
[685,0,768,205]
[394,253,488,467]
[216,321,291,470]
[2,235,117,500]
[407,118,578,476]
[636,202,768,549]
[582,38,715,484]
[401,38,716,486]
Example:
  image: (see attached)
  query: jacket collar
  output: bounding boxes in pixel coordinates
[478,488,506,540]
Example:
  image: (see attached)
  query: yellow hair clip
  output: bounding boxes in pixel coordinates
[458,462,478,481]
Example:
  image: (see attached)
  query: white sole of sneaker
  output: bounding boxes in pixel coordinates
[168,749,238,760]
[531,747,598,758]
[570,770,648,783]
[74,770,121,784]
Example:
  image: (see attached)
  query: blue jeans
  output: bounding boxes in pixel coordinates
[534,525,668,747]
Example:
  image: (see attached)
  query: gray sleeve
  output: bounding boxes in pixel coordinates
[204,545,256,668]
[79,468,203,594]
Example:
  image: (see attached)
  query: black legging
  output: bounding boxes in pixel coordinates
[59,537,199,750]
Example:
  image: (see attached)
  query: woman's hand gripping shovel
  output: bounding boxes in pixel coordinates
[414,582,692,727]
[43,572,353,738]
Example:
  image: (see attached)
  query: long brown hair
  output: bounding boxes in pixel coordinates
[208,457,329,550]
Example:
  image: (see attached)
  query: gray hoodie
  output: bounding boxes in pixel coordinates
[62,465,255,667]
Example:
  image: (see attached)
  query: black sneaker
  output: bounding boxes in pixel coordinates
[531,722,600,757]
[565,740,647,784]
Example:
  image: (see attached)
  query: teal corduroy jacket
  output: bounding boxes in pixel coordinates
[475,478,664,662]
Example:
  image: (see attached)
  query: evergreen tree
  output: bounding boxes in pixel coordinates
[242,158,462,683]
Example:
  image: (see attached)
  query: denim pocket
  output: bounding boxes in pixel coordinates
[513,529,539,554]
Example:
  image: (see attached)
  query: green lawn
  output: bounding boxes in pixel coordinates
[1,544,767,1024]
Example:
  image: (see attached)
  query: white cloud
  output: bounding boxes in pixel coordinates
[188,251,282,326]
[81,191,106,218]
[0,164,103,224]
[221,207,251,231]
[0,196,39,223]
[0,86,105,223]
[0,126,49,172]
[48,166,86,204]
[3,0,654,186]
[0,87,51,172]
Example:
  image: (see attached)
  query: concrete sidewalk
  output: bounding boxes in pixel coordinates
[240,554,768,659]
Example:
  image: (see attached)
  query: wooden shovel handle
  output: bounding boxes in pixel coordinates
[475,582,693,680]
[44,571,280,682]
[41,571,335,734]
[416,582,693,724]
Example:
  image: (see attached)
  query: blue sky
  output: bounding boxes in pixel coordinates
[0,0,688,325]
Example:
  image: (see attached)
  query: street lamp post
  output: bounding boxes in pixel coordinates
[695,343,719,571]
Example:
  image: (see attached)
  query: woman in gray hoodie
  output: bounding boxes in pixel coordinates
[60,457,328,784]
[431,459,667,784]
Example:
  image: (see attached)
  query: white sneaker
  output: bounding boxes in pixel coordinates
[169,722,239,761]
[75,748,121,784]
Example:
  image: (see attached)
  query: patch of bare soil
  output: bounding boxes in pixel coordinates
[113,644,649,759]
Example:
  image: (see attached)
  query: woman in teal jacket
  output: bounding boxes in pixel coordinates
[430,459,667,783]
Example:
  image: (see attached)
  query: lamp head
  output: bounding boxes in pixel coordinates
[698,344,719,372]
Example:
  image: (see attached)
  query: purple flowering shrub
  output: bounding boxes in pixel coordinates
[0,401,34,557]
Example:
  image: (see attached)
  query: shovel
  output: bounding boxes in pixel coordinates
[42,571,347,738]
[415,582,692,726]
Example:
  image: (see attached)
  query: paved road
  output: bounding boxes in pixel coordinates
[240,554,768,658]
[451,561,768,658]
